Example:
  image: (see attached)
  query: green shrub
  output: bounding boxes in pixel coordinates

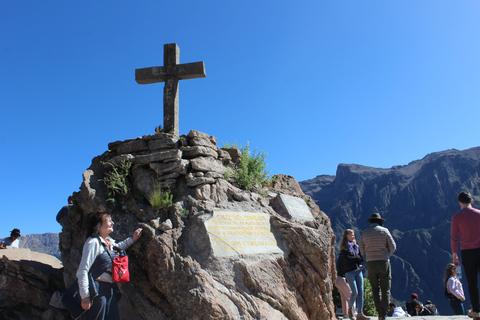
[180,209,190,219]
[100,160,132,204]
[223,141,271,191]
[148,186,173,209]
[332,282,342,311]
[332,277,377,316]
[363,277,377,316]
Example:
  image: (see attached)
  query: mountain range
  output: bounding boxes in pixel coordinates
[300,147,480,315]
[18,233,60,259]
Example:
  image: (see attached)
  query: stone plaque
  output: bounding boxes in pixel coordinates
[204,210,283,257]
[279,194,314,220]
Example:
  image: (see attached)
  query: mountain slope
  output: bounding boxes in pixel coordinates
[18,233,60,259]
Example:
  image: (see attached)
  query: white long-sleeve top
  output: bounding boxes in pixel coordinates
[447,276,465,301]
[76,236,133,299]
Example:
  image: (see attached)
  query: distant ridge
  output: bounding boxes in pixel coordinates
[300,146,480,315]
[18,233,60,259]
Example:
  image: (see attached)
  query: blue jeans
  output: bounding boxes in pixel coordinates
[85,281,120,320]
[450,299,465,315]
[345,269,364,313]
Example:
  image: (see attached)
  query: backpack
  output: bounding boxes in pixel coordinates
[445,288,460,301]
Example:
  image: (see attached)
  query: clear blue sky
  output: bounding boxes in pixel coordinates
[1,1,479,238]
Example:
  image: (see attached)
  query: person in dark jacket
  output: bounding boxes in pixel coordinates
[406,293,421,316]
[339,229,370,320]
[424,300,439,315]
[415,302,433,316]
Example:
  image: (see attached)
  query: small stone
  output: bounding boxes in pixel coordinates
[190,157,225,173]
[180,146,218,159]
[222,148,241,163]
[159,219,173,232]
[117,139,148,154]
[133,149,182,165]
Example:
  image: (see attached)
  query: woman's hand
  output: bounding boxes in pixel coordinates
[81,297,91,310]
[132,228,143,242]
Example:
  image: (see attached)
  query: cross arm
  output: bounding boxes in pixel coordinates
[175,62,206,80]
[135,67,167,84]
[135,61,206,85]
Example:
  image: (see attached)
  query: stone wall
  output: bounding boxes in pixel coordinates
[56,130,336,320]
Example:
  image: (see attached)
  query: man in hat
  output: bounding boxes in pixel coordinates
[451,191,480,319]
[0,228,21,249]
[359,213,396,320]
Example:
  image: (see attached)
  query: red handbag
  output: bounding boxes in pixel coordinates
[102,240,130,283]
[111,254,130,283]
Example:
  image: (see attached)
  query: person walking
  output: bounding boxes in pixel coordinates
[451,191,480,319]
[338,229,370,320]
[359,213,396,320]
[444,263,465,315]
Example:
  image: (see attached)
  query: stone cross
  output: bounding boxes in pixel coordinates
[135,43,206,134]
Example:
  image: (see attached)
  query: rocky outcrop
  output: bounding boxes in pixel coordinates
[300,147,480,315]
[58,130,336,319]
[0,248,66,320]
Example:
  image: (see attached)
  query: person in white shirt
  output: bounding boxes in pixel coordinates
[444,263,465,315]
[77,211,142,320]
[0,228,21,249]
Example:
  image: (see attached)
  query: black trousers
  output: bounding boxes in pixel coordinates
[85,281,120,320]
[462,247,480,312]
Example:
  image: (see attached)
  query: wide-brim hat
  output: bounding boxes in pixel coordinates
[367,213,386,223]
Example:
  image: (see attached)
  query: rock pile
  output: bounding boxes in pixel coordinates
[0,248,66,319]
[56,129,336,320]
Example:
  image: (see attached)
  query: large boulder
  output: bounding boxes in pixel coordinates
[58,130,336,320]
[0,248,66,319]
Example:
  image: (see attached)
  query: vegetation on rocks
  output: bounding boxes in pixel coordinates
[100,159,132,205]
[148,185,173,209]
[223,141,273,191]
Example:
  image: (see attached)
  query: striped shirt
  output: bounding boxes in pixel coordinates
[359,223,396,261]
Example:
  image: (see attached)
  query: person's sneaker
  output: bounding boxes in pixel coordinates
[468,309,480,318]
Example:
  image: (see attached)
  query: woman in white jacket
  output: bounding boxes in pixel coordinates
[444,263,465,315]
[77,211,142,320]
